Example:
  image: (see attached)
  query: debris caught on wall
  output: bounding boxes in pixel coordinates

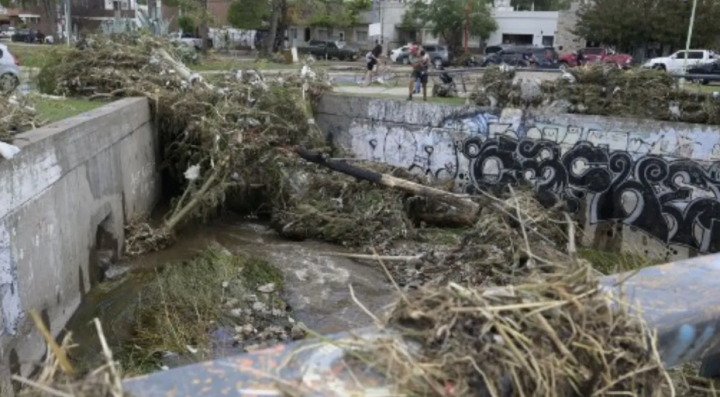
[473,64,720,125]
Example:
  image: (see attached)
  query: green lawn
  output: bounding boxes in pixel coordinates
[685,82,720,93]
[6,43,52,68]
[34,98,105,123]
[193,57,334,71]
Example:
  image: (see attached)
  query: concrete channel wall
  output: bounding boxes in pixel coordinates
[0,98,160,389]
[316,94,720,261]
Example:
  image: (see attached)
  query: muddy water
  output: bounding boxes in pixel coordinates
[66,215,395,369]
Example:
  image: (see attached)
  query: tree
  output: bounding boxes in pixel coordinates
[574,0,720,52]
[228,0,271,30]
[403,0,497,51]
[178,15,196,34]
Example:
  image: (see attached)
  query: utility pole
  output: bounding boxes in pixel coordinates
[64,0,70,45]
[679,0,698,89]
[464,0,470,53]
[379,0,383,45]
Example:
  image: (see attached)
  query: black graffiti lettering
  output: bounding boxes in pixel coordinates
[463,135,720,254]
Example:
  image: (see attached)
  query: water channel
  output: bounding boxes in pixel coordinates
[65,213,396,372]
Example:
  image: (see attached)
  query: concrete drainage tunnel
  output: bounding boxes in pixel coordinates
[4,83,720,394]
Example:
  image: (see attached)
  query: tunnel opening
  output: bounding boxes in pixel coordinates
[88,215,119,287]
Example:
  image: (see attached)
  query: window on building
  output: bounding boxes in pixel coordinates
[291,28,297,39]
[113,0,121,10]
[317,28,327,40]
[356,30,368,42]
[542,35,554,47]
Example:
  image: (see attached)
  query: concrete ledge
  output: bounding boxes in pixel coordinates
[0,97,160,382]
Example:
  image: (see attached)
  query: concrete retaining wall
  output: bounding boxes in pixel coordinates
[0,98,160,387]
[317,94,720,261]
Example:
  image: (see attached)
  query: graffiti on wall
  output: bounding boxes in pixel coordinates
[348,108,720,254]
[0,222,22,336]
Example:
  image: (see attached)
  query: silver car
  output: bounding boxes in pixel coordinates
[0,43,20,93]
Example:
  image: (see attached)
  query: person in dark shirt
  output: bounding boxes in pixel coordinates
[362,42,384,86]
[576,49,585,66]
[372,42,383,58]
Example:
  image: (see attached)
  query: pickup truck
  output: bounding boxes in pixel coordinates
[170,31,203,51]
[643,49,718,73]
[558,47,633,69]
[302,40,359,61]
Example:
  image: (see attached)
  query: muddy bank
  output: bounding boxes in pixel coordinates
[65,215,394,375]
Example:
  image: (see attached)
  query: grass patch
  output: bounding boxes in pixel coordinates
[34,98,105,123]
[578,247,660,274]
[117,248,289,376]
[686,83,720,94]
[193,57,334,72]
[6,43,52,68]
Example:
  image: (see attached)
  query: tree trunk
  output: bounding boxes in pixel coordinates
[199,0,209,54]
[262,0,282,56]
[295,147,481,221]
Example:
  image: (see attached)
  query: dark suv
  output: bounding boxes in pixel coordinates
[482,46,559,67]
[424,45,452,68]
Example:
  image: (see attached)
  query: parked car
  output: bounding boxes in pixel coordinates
[304,40,358,61]
[484,44,514,55]
[0,43,20,93]
[170,31,203,51]
[394,44,452,67]
[482,46,558,67]
[11,29,45,43]
[685,59,720,84]
[559,47,633,69]
[643,49,718,73]
[391,45,411,63]
[0,26,15,40]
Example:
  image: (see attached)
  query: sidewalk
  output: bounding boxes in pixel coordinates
[334,84,469,98]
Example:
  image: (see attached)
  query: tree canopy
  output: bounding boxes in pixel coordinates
[402,0,498,50]
[227,0,370,30]
[574,0,720,51]
[228,0,271,30]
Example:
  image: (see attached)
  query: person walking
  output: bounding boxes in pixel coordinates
[576,48,586,67]
[408,46,430,101]
[362,42,383,86]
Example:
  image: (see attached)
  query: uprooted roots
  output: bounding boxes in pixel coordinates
[353,263,670,397]
[123,216,173,257]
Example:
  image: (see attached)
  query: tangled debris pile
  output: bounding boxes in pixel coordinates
[472,64,720,124]
[354,263,669,397]
[270,161,460,248]
[0,94,42,143]
[37,33,331,255]
[332,186,671,397]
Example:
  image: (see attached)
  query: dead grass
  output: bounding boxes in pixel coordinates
[116,247,288,376]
